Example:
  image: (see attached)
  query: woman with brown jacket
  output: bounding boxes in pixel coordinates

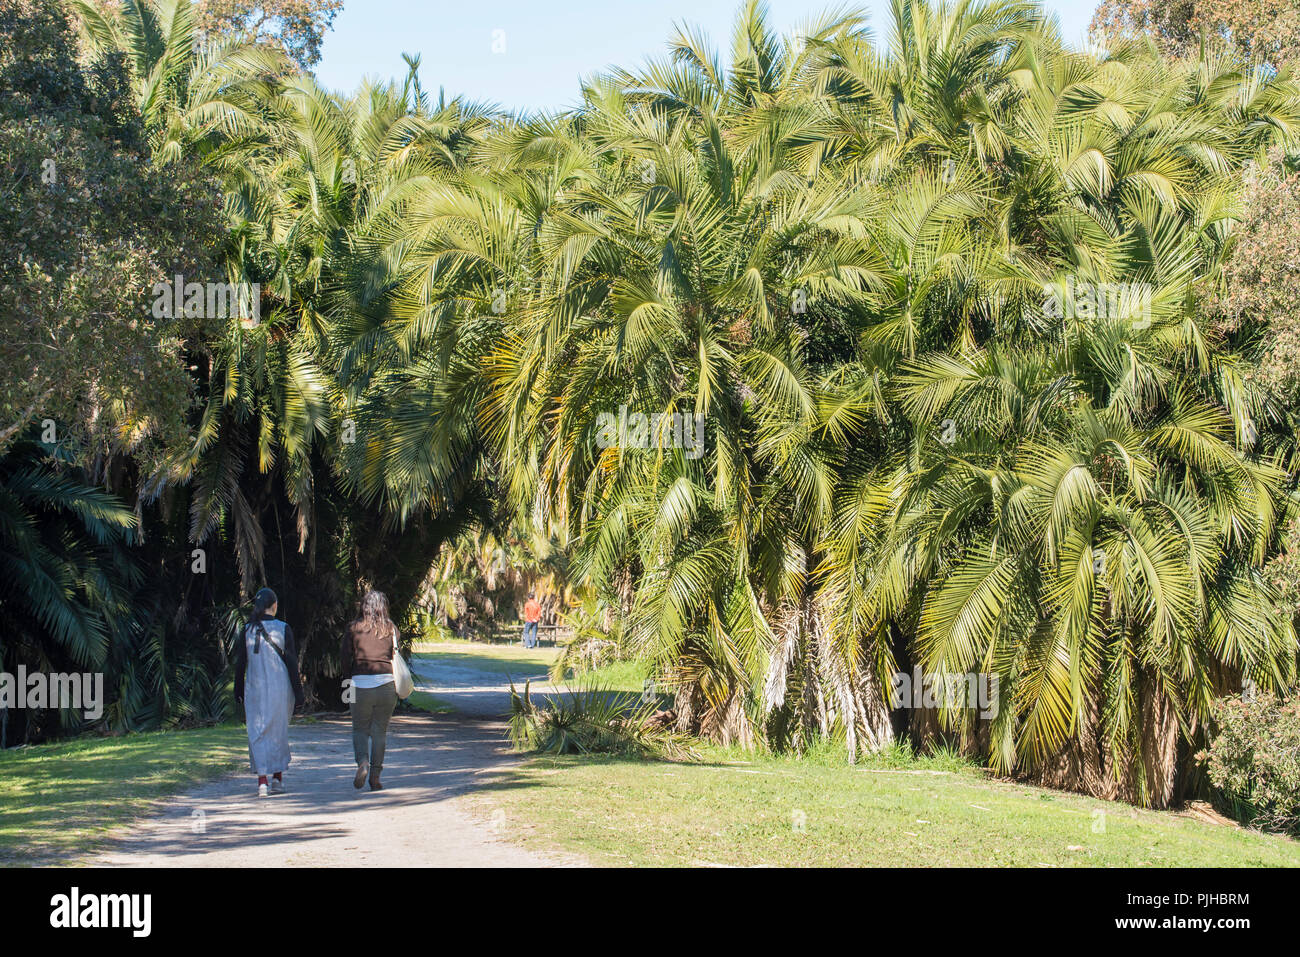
[340,590,400,791]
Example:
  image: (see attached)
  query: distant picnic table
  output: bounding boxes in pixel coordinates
[485,622,573,647]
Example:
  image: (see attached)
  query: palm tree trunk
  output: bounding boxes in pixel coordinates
[1030,694,1122,801]
[853,662,895,755]
[1029,672,1182,808]
[1137,675,1180,809]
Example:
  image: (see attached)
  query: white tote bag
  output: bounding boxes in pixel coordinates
[391,626,414,699]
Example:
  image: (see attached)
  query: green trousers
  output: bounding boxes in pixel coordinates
[350,682,398,769]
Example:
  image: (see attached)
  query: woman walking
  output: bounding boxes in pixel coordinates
[234,587,305,797]
[342,590,400,791]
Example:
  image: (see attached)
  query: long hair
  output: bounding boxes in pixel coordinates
[359,589,395,640]
[247,587,277,654]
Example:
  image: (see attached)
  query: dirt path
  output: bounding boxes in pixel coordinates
[94,657,582,867]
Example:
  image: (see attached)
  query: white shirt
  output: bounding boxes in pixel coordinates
[352,673,395,689]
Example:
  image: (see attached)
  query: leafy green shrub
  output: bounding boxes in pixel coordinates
[1198,695,1300,834]
[409,610,458,644]
[509,680,698,762]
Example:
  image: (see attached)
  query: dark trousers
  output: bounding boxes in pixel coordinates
[350,682,398,770]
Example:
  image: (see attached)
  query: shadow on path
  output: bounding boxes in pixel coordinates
[93,712,579,867]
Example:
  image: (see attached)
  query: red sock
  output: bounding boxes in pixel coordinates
[258,775,268,786]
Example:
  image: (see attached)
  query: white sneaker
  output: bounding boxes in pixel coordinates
[258,782,269,798]
[270,777,284,794]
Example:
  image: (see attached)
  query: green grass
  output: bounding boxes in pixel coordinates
[405,690,455,714]
[477,742,1300,867]
[0,723,248,865]
[569,658,653,694]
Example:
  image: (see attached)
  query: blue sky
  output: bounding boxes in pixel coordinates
[314,0,1102,112]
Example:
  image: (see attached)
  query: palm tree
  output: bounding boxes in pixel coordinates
[68,6,501,687]
[807,3,1300,803]
[0,439,141,744]
[463,0,1300,805]
[59,0,1300,807]
[463,1,897,750]
[163,62,498,694]
[70,0,286,162]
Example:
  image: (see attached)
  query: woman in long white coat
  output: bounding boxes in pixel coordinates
[234,587,305,796]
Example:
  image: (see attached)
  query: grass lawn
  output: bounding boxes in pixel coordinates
[477,744,1300,867]
[572,658,653,694]
[0,722,248,865]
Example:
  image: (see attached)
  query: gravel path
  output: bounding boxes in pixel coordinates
[408,653,559,717]
[93,654,582,867]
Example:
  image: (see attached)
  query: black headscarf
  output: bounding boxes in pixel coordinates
[248,587,278,654]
